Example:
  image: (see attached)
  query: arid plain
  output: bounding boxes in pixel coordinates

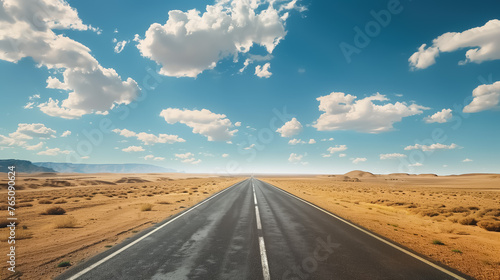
[0,173,242,280]
[261,172,500,280]
[1,172,499,280]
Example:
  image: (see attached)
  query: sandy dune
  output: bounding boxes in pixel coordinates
[0,173,242,280]
[259,172,500,280]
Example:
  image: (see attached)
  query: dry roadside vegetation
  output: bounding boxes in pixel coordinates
[0,173,242,280]
[260,171,500,280]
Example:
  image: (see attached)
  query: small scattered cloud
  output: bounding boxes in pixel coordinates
[144,154,165,161]
[114,40,128,53]
[352,157,367,164]
[255,63,272,78]
[26,142,44,151]
[160,108,237,141]
[308,139,316,144]
[425,109,453,123]
[122,146,145,152]
[338,153,346,158]
[276,118,302,138]
[244,144,256,150]
[462,158,473,162]
[288,139,305,145]
[112,128,185,145]
[404,143,460,151]
[37,147,72,156]
[10,123,56,139]
[222,153,229,158]
[289,153,307,164]
[380,153,407,160]
[235,122,242,127]
[409,162,423,167]
[61,130,71,137]
[327,145,347,154]
[175,152,201,164]
[24,102,35,109]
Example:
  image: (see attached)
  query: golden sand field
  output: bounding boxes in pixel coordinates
[260,171,500,280]
[0,173,242,280]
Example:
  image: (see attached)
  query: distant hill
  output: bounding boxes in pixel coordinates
[32,162,176,174]
[0,159,56,173]
[344,170,375,177]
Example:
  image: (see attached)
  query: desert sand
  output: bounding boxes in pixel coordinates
[0,173,242,280]
[260,172,500,280]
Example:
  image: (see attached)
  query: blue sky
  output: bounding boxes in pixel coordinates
[1,0,499,174]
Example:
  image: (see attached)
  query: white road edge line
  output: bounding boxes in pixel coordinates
[65,179,246,280]
[252,181,271,280]
[262,180,467,280]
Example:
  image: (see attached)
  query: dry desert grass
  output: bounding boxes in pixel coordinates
[0,173,242,280]
[260,172,500,280]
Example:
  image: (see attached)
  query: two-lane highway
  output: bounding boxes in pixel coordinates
[57,178,471,280]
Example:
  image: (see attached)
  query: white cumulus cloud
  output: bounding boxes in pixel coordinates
[288,138,305,145]
[112,128,185,145]
[61,130,71,137]
[114,40,128,53]
[352,158,367,164]
[136,0,298,78]
[276,118,302,137]
[10,123,56,139]
[463,81,500,113]
[425,109,453,123]
[313,92,428,133]
[404,143,459,152]
[288,153,306,164]
[0,0,140,119]
[380,153,407,160]
[462,158,473,162]
[409,19,500,70]
[160,108,237,141]
[37,147,72,156]
[26,142,44,151]
[255,63,272,78]
[327,145,347,154]
[122,146,145,152]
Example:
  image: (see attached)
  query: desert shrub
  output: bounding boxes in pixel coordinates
[478,208,500,218]
[156,201,171,204]
[54,216,77,228]
[42,206,66,215]
[0,228,32,241]
[468,206,480,211]
[450,206,469,213]
[421,210,441,217]
[477,220,500,232]
[140,203,153,211]
[57,261,71,267]
[54,199,67,204]
[432,240,445,245]
[459,217,477,226]
[39,199,53,204]
[18,203,33,208]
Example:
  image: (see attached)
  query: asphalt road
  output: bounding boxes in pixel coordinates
[57,178,471,280]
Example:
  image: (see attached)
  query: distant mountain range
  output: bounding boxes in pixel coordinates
[0,159,56,173]
[0,159,176,173]
[33,162,177,173]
